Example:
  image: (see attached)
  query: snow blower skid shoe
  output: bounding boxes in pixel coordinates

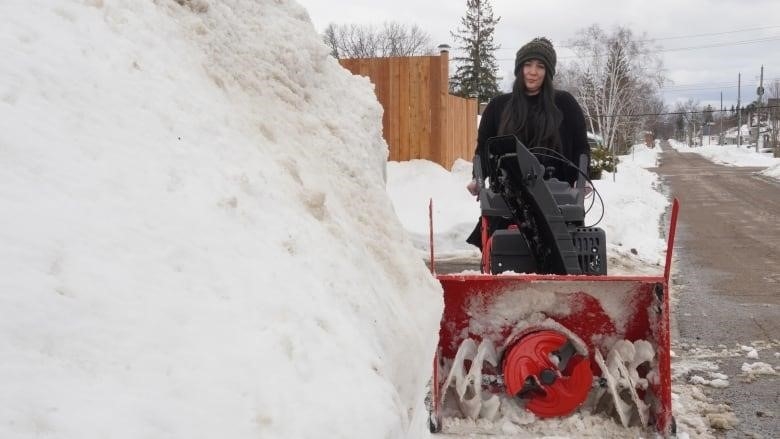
[427,136,680,437]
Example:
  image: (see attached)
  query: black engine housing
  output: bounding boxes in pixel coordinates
[475,135,606,275]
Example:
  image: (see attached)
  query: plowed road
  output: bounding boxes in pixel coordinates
[657,142,779,438]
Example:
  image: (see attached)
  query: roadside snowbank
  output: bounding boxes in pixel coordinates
[667,139,780,170]
[0,1,441,438]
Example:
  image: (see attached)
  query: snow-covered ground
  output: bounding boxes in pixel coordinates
[667,139,780,178]
[0,1,442,438]
[2,1,775,439]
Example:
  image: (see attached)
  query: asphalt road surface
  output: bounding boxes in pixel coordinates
[656,141,779,438]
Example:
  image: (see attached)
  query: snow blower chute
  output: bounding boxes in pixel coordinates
[428,136,679,436]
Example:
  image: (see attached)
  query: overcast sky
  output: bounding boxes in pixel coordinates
[296,0,779,111]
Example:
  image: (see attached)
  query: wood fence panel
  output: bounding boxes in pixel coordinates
[446,95,457,169]
[358,59,369,78]
[373,59,390,157]
[445,96,454,168]
[453,97,464,165]
[418,57,432,161]
[429,56,445,167]
[339,54,477,169]
[466,102,477,162]
[387,58,401,161]
[408,57,423,161]
[398,58,411,161]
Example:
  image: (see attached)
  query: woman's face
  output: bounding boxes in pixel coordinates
[522,59,546,95]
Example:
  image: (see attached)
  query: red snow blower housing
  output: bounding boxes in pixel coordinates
[428,136,679,436]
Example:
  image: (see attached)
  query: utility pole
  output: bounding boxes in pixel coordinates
[720,91,724,145]
[755,65,764,152]
[737,73,742,147]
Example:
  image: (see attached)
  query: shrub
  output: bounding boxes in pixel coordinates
[590,147,617,179]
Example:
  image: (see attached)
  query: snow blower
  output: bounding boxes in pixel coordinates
[428,135,679,436]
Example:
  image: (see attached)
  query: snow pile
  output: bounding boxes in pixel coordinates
[688,373,730,388]
[668,139,780,169]
[740,345,759,359]
[672,358,721,380]
[586,144,668,268]
[762,162,780,179]
[0,1,442,438]
[672,385,738,435]
[622,142,662,168]
[440,408,648,438]
[386,159,479,257]
[740,362,778,377]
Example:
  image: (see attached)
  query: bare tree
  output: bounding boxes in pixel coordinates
[322,24,341,58]
[553,65,578,95]
[643,94,668,139]
[565,25,665,154]
[381,22,432,57]
[675,99,702,146]
[323,22,434,59]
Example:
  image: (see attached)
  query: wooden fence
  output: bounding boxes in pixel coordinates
[339,51,477,169]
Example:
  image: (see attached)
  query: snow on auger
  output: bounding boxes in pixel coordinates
[428,136,680,436]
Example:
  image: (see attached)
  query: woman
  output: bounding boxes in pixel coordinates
[466,37,589,249]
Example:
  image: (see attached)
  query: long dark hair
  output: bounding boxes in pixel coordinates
[498,72,563,151]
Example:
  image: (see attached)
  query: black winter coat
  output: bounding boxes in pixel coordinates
[474,90,589,185]
[466,90,589,249]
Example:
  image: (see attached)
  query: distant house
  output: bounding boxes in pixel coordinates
[752,123,773,150]
[722,123,772,147]
[699,124,719,146]
[722,124,751,145]
[587,131,604,148]
[723,127,738,144]
[638,130,654,148]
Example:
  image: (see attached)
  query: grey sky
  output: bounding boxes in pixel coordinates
[296,0,780,110]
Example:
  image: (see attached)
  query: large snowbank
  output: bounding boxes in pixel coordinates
[386,159,480,258]
[590,144,668,267]
[668,139,780,169]
[0,1,441,438]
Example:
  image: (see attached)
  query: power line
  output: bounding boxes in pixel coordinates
[492,35,780,61]
[662,78,780,89]
[593,105,780,118]
[663,83,780,92]
[557,36,780,60]
[636,25,780,42]
[496,25,780,51]
[653,36,780,53]
[664,84,741,90]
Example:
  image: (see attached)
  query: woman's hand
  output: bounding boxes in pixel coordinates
[466,179,479,196]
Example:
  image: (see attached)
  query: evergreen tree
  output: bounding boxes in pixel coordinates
[449,0,501,103]
[703,104,714,124]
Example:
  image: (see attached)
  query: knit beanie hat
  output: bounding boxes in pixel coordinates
[514,37,556,78]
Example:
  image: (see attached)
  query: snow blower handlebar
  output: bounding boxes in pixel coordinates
[475,135,606,275]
